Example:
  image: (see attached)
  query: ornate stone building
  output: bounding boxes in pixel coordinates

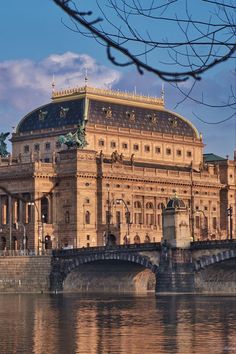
[0,86,235,251]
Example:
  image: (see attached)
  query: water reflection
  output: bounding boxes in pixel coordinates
[0,294,235,354]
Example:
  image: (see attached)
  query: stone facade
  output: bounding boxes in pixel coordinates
[0,86,235,251]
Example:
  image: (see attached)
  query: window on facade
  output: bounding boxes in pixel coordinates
[134,201,142,208]
[24,145,29,153]
[195,216,200,229]
[133,144,139,151]
[87,243,90,247]
[34,144,40,152]
[155,147,161,154]
[85,211,91,224]
[84,198,90,204]
[176,149,182,156]
[187,151,192,157]
[212,217,217,229]
[146,214,154,225]
[87,235,90,241]
[134,234,141,244]
[45,142,51,150]
[158,203,165,210]
[56,141,62,149]
[146,202,154,209]
[204,206,208,211]
[122,143,128,149]
[44,158,50,163]
[157,214,161,226]
[110,141,116,148]
[166,148,171,155]
[144,145,150,152]
[134,213,142,224]
[41,197,49,224]
[98,139,105,147]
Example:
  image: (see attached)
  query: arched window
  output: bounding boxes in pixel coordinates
[144,234,151,243]
[158,203,165,210]
[134,234,141,244]
[146,202,154,209]
[45,235,52,250]
[85,211,91,224]
[41,197,49,223]
[134,201,142,208]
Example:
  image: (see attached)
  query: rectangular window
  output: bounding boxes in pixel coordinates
[110,141,116,148]
[133,144,139,151]
[134,213,142,224]
[187,151,192,157]
[155,147,161,154]
[45,142,51,150]
[34,144,40,152]
[99,140,105,147]
[144,145,150,152]
[56,141,62,149]
[212,217,217,229]
[116,211,121,225]
[87,235,90,241]
[122,143,128,149]
[24,145,29,153]
[166,148,171,155]
[195,216,200,229]
[176,149,182,156]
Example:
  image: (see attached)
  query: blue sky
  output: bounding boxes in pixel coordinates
[0,0,235,157]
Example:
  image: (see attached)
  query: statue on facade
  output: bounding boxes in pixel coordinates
[57,123,88,149]
[0,132,10,157]
[111,150,123,164]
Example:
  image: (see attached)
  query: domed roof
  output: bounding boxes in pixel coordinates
[16,86,199,139]
[166,196,186,209]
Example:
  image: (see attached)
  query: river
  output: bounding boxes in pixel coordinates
[0,293,235,354]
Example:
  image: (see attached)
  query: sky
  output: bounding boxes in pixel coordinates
[0,0,235,157]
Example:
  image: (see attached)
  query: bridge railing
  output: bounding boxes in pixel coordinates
[0,249,52,257]
[191,239,236,249]
[52,242,162,258]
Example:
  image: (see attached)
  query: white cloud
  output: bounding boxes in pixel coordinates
[0,52,121,127]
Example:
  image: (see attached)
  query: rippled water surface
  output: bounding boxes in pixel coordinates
[0,294,235,354]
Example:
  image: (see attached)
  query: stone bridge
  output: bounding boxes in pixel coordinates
[50,240,236,294]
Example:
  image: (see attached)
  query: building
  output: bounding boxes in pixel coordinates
[0,85,235,251]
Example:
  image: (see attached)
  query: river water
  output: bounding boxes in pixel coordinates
[0,294,235,354]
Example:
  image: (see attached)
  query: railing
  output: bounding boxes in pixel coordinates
[191,239,236,250]
[53,242,162,258]
[0,249,52,257]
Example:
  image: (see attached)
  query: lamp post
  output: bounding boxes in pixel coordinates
[116,198,131,243]
[227,206,233,240]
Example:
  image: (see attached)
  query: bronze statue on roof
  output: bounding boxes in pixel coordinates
[0,132,10,157]
[58,123,88,149]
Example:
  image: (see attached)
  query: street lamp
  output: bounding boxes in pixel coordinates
[227,206,233,240]
[116,198,131,243]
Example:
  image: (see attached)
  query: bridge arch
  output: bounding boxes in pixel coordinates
[51,250,159,292]
[194,249,236,271]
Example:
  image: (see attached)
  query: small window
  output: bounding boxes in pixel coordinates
[176,149,182,156]
[122,143,128,149]
[155,147,161,154]
[134,201,142,208]
[45,142,51,150]
[34,144,40,152]
[146,202,154,209]
[133,144,139,151]
[204,206,208,211]
[98,139,105,147]
[166,148,171,155]
[187,151,192,157]
[87,235,90,241]
[65,211,70,223]
[212,217,217,229]
[56,141,62,149]
[85,211,90,224]
[24,145,29,153]
[144,145,150,152]
[110,141,116,148]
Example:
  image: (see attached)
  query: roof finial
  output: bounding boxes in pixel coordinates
[84,68,88,87]
[52,74,55,94]
[161,83,165,102]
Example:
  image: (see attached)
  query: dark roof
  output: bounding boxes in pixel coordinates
[203,153,226,162]
[166,197,186,209]
[17,97,197,138]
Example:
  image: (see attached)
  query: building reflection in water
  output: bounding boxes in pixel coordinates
[0,294,235,353]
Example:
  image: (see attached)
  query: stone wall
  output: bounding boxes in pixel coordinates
[0,256,51,293]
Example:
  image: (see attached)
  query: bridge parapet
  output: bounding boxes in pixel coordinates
[52,242,162,258]
[191,239,236,250]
